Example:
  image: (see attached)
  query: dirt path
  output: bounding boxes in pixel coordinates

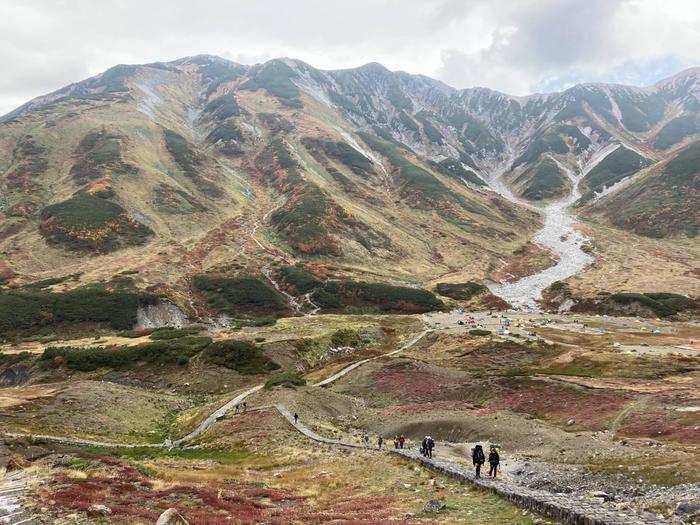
[312,329,432,387]
[0,330,431,449]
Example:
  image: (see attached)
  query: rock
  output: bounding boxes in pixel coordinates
[156,508,190,525]
[591,490,612,501]
[87,504,112,517]
[566,419,575,426]
[423,499,446,513]
[675,501,700,517]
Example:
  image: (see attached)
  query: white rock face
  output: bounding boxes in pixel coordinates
[136,301,189,329]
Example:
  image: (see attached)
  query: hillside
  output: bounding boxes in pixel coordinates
[0,55,699,320]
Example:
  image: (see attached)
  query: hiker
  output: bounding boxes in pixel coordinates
[378,435,383,449]
[426,436,435,459]
[472,444,485,478]
[393,436,399,449]
[363,433,370,446]
[399,435,405,449]
[421,436,428,456]
[488,447,500,477]
[235,404,240,413]
[242,402,247,412]
[294,412,298,424]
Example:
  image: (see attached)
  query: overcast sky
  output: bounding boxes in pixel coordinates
[2,0,700,114]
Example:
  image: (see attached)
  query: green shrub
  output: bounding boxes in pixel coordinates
[164,129,200,177]
[279,266,320,294]
[469,329,491,336]
[149,327,202,340]
[242,60,303,108]
[513,131,569,167]
[515,157,569,200]
[0,285,156,337]
[654,115,699,149]
[610,292,695,317]
[311,280,443,313]
[330,329,361,347]
[203,340,279,374]
[264,370,306,389]
[581,147,650,198]
[0,351,32,365]
[207,123,243,144]
[302,138,374,176]
[415,112,444,144]
[42,336,212,371]
[40,194,153,252]
[194,275,285,315]
[69,129,136,184]
[204,94,240,119]
[435,281,487,300]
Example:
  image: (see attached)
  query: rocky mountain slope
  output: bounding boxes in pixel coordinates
[0,55,698,318]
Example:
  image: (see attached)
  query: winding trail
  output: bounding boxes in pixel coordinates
[312,329,431,387]
[0,327,673,524]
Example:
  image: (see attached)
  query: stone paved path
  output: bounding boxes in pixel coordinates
[0,471,39,525]
[274,404,672,525]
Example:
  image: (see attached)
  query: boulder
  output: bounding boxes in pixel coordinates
[157,508,190,525]
[87,504,112,517]
[423,499,446,513]
[675,501,700,518]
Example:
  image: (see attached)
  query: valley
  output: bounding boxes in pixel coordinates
[0,55,698,524]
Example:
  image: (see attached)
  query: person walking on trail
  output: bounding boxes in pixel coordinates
[426,436,435,459]
[242,402,247,412]
[393,436,399,449]
[421,436,428,457]
[294,412,298,424]
[488,447,500,478]
[399,435,405,449]
[363,433,370,446]
[377,436,383,449]
[472,444,485,478]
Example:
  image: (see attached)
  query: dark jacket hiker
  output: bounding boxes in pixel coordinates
[488,449,500,477]
[472,445,485,478]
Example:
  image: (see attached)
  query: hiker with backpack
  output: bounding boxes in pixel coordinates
[377,435,383,449]
[393,436,399,449]
[488,446,500,477]
[426,436,435,459]
[399,435,405,449]
[421,436,428,456]
[472,444,485,478]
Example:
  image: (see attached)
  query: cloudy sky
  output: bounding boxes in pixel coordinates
[1,0,700,114]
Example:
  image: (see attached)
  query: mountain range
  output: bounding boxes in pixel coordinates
[0,55,698,318]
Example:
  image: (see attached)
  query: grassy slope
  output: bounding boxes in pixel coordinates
[585,141,699,238]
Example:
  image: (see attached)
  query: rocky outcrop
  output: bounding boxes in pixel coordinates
[156,508,189,525]
[136,300,189,329]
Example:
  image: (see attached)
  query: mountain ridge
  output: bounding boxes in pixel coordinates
[0,53,697,319]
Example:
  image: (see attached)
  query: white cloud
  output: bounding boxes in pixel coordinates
[1,0,700,113]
